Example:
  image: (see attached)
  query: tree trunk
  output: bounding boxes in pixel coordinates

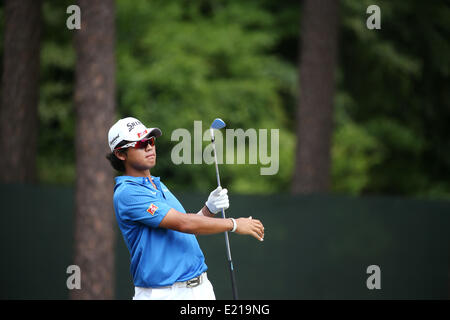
[292,0,339,194]
[0,0,41,183]
[71,0,116,299]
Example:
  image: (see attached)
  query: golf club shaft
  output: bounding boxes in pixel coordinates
[210,128,239,300]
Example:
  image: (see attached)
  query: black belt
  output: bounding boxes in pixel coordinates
[173,272,206,288]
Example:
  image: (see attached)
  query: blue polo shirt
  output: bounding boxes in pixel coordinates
[113,175,208,288]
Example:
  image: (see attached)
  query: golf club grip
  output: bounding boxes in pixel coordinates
[229,262,239,300]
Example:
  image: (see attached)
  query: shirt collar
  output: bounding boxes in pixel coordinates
[115,175,160,184]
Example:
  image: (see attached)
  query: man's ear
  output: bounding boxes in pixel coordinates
[114,150,127,161]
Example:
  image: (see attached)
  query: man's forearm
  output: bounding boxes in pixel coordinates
[185,213,233,235]
[159,207,233,235]
[159,208,264,241]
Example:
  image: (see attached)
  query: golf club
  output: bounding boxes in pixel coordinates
[209,118,239,300]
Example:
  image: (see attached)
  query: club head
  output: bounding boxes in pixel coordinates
[211,118,226,130]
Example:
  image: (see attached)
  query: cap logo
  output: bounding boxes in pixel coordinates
[109,134,120,145]
[137,129,148,138]
[127,120,142,132]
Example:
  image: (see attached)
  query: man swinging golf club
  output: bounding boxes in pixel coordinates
[106,117,264,300]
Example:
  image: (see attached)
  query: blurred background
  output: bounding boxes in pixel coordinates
[0,0,449,299]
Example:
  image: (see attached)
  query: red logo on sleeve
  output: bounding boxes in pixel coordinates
[147,203,158,215]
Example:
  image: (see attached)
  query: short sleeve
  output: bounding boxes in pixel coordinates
[115,184,172,228]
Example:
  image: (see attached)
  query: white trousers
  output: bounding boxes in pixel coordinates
[133,273,216,300]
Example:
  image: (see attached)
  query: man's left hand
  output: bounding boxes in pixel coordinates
[205,186,229,214]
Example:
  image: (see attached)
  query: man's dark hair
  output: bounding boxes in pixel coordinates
[106,141,129,172]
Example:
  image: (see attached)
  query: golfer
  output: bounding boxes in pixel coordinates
[106,117,264,300]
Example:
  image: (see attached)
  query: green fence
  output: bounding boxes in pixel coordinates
[1,184,449,299]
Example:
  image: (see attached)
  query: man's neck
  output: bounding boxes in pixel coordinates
[124,169,157,189]
[124,168,151,179]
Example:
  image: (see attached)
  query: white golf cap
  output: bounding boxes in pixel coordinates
[108,117,162,151]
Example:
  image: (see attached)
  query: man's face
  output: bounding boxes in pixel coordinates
[116,137,157,171]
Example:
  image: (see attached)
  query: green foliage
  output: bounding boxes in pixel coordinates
[37,0,75,185]
[115,0,296,193]
[31,0,450,198]
[338,0,450,198]
[331,93,384,194]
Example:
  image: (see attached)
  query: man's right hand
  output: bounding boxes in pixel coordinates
[234,216,265,241]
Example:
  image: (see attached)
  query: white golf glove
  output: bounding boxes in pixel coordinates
[205,186,229,214]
